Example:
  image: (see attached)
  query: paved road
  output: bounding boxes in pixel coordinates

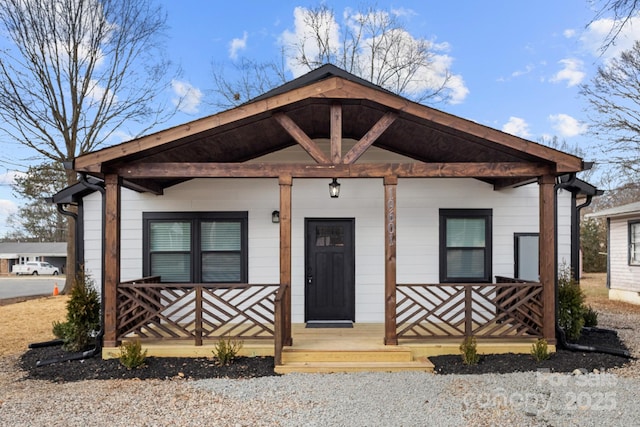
[0,276,66,299]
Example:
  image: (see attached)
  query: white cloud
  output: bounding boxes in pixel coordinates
[229,31,248,60]
[0,171,24,185]
[549,113,588,137]
[171,80,202,114]
[563,29,576,38]
[0,199,17,216]
[550,58,585,87]
[502,117,531,138]
[279,7,469,104]
[512,64,534,78]
[581,14,640,60]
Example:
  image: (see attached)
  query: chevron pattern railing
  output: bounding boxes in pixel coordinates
[116,281,279,345]
[396,281,543,339]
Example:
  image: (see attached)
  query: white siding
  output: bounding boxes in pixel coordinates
[82,177,574,323]
[609,217,640,291]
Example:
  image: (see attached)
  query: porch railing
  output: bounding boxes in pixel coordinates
[116,279,279,346]
[273,282,290,365]
[396,279,543,339]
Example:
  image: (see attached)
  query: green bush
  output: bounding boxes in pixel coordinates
[530,338,550,362]
[212,335,243,366]
[119,340,147,369]
[583,305,599,327]
[459,336,480,365]
[52,269,100,352]
[557,265,585,341]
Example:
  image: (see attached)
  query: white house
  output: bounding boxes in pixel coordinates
[54,65,594,371]
[587,201,640,305]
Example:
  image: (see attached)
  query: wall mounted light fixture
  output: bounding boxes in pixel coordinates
[272,210,280,223]
[329,178,341,198]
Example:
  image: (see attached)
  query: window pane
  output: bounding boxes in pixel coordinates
[632,224,640,264]
[315,225,344,247]
[151,253,190,282]
[447,249,485,278]
[202,253,241,282]
[201,222,241,251]
[150,222,190,251]
[446,218,485,247]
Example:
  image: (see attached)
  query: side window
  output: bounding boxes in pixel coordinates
[144,212,248,283]
[630,221,640,266]
[439,209,492,283]
[514,233,539,281]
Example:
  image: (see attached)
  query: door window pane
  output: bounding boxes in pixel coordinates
[316,225,344,247]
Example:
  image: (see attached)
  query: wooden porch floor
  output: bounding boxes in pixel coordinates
[102,323,551,374]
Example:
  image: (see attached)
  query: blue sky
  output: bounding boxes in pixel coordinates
[1,0,638,235]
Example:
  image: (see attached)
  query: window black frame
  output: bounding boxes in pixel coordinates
[143,211,248,283]
[439,209,493,283]
[629,220,640,266]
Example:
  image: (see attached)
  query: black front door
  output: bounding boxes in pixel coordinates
[305,219,355,321]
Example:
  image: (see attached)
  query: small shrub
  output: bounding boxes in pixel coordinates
[119,340,147,369]
[213,335,243,365]
[583,305,599,327]
[53,269,101,352]
[557,265,585,341]
[530,338,550,362]
[459,336,480,365]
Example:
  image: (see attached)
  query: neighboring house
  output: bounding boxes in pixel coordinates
[54,65,595,370]
[0,242,66,276]
[587,201,640,305]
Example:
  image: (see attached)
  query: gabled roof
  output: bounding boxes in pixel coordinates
[586,201,640,219]
[74,64,585,191]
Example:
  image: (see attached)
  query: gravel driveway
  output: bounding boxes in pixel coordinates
[1,309,639,427]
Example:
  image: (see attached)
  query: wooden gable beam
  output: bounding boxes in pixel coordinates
[118,162,553,179]
[330,103,342,163]
[322,79,584,173]
[273,112,331,164]
[343,112,398,164]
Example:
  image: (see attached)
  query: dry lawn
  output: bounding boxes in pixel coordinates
[0,295,68,357]
[581,272,640,314]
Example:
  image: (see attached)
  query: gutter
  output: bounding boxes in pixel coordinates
[554,174,630,358]
[32,173,107,365]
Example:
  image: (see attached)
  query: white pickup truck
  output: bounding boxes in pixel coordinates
[12,261,60,276]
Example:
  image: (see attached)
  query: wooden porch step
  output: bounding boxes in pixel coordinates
[281,346,413,363]
[275,358,434,374]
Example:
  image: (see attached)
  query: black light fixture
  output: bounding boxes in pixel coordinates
[329,178,341,198]
[271,210,280,223]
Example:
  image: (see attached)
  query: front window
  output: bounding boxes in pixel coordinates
[631,222,640,266]
[144,212,248,283]
[440,209,492,282]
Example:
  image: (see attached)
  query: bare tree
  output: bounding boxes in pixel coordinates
[211,3,462,108]
[591,0,640,52]
[0,0,176,291]
[580,41,640,178]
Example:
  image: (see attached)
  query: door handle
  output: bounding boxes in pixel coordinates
[307,274,313,285]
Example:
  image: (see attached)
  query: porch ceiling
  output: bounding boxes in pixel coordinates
[74,65,585,192]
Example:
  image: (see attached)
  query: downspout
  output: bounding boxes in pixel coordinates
[54,203,81,272]
[34,174,107,366]
[553,174,631,358]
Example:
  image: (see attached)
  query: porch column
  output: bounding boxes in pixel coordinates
[384,176,398,345]
[539,175,556,344]
[279,176,293,346]
[103,173,121,347]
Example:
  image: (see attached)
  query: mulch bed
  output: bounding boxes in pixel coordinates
[19,328,633,382]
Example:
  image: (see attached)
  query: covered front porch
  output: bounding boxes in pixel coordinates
[100,276,548,372]
[69,65,584,372]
